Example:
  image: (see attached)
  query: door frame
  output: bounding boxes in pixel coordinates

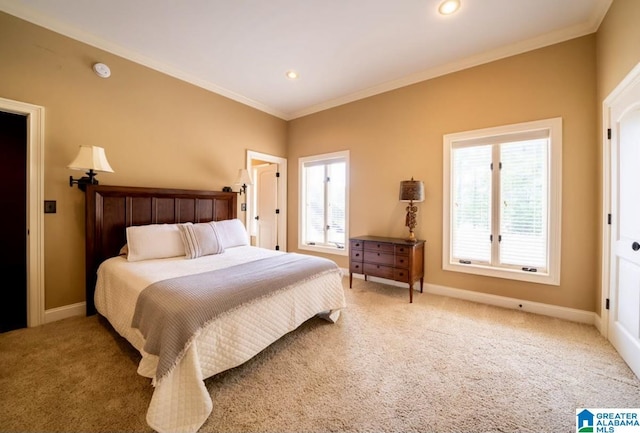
[0,97,45,328]
[601,62,640,337]
[247,150,287,251]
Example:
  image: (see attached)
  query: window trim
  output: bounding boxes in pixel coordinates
[442,118,562,285]
[298,150,349,256]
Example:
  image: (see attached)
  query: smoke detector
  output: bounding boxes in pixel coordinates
[92,63,111,78]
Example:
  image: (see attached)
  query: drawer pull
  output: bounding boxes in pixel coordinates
[355,253,360,257]
[377,253,380,256]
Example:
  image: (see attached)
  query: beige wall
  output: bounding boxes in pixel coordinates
[595,0,640,313]
[288,35,598,311]
[4,0,638,315]
[0,12,288,309]
[596,0,640,100]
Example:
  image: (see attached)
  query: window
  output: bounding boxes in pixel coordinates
[299,150,349,256]
[443,118,562,285]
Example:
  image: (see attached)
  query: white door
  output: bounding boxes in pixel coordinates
[255,164,279,250]
[609,66,640,378]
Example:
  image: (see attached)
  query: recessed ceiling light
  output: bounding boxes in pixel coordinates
[286,70,299,80]
[438,0,460,15]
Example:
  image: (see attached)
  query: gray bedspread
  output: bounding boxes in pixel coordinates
[131,253,340,382]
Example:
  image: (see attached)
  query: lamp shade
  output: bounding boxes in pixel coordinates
[234,168,253,186]
[67,146,114,173]
[399,178,424,202]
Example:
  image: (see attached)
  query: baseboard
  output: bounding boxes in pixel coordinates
[425,283,596,324]
[593,313,603,333]
[346,272,596,325]
[44,302,86,324]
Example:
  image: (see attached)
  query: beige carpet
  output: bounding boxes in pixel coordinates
[1,277,639,432]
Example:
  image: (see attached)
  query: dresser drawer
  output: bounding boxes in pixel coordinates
[350,239,364,251]
[395,244,411,256]
[363,250,394,266]
[351,249,364,261]
[363,241,394,254]
[394,255,409,269]
[394,268,410,283]
[350,261,364,273]
[363,263,394,279]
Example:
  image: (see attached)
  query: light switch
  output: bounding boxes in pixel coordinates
[44,200,56,214]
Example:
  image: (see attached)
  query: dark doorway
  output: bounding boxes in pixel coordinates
[0,110,27,332]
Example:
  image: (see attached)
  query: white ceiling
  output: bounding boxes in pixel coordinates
[0,0,611,120]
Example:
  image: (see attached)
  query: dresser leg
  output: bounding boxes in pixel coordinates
[420,277,424,293]
[409,284,413,303]
[349,273,353,288]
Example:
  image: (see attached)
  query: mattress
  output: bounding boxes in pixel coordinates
[94,246,346,432]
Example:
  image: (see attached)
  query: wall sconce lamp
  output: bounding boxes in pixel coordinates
[234,168,253,212]
[68,145,114,191]
[399,177,425,242]
[234,168,253,195]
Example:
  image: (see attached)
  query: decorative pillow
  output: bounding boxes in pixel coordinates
[215,219,250,248]
[125,224,185,262]
[178,222,224,259]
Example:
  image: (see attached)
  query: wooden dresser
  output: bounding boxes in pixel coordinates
[349,236,425,303]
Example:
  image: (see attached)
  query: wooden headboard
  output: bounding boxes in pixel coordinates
[84,185,237,315]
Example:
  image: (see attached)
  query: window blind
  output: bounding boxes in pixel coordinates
[451,144,492,263]
[451,138,549,270]
[499,139,548,269]
[304,164,326,244]
[302,158,347,248]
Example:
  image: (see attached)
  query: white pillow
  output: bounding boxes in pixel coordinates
[215,219,250,248]
[125,224,185,262]
[178,222,224,259]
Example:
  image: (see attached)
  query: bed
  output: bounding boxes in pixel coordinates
[84,185,346,433]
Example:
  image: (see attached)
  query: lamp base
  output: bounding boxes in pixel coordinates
[405,200,419,242]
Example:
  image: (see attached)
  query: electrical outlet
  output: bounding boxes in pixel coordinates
[44,200,56,214]
[241,203,247,211]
